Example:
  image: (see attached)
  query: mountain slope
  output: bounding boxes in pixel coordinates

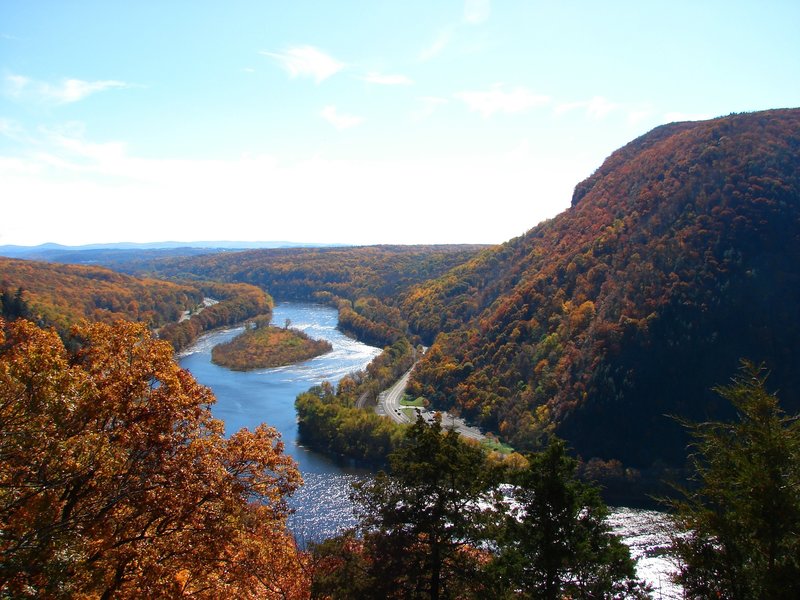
[0,258,203,331]
[405,108,800,468]
[0,258,271,349]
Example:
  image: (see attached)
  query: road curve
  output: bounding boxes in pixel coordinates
[378,368,415,424]
[376,367,485,442]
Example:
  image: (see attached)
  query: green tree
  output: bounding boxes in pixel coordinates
[348,415,500,599]
[491,437,649,599]
[667,361,800,599]
[0,287,29,321]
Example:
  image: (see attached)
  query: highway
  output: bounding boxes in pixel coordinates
[376,367,485,441]
[377,368,415,424]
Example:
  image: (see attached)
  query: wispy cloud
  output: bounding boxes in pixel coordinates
[454,85,550,117]
[419,28,454,62]
[411,96,448,121]
[463,0,491,24]
[555,96,619,119]
[420,1,488,62]
[320,106,363,130]
[262,46,344,83]
[4,73,131,105]
[359,72,413,86]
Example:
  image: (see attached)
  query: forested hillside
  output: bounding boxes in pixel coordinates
[126,244,486,347]
[0,258,204,332]
[406,108,800,468]
[0,258,271,349]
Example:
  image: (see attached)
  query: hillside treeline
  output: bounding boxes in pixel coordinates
[0,258,272,352]
[0,258,203,334]
[295,337,416,465]
[404,109,800,468]
[124,245,485,347]
[157,282,272,352]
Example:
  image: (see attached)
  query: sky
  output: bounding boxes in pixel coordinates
[1,0,799,247]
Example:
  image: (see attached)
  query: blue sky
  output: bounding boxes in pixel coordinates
[1,0,798,246]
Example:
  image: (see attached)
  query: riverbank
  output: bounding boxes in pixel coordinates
[178,302,680,597]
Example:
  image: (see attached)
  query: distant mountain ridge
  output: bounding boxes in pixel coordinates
[0,240,343,260]
[405,108,800,469]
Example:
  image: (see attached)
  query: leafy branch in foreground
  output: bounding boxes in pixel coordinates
[0,318,306,599]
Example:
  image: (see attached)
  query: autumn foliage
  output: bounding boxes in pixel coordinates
[0,318,306,598]
[0,259,272,353]
[0,257,204,333]
[406,109,800,468]
[157,282,273,352]
[126,245,484,347]
[212,323,332,371]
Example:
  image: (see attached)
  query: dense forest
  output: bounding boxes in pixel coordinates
[295,337,416,465]
[128,245,486,302]
[405,109,800,469]
[0,258,203,333]
[211,320,332,371]
[118,245,486,347]
[156,282,272,352]
[0,258,271,350]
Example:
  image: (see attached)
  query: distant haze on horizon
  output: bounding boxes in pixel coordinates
[1,1,798,247]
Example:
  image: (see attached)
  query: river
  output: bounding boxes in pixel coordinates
[179,302,680,597]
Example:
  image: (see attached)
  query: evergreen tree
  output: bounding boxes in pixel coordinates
[313,417,649,599]
[0,287,28,321]
[667,361,800,599]
[490,437,649,599]
[348,414,500,599]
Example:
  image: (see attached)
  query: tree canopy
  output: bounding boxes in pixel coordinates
[667,361,800,598]
[310,416,648,599]
[0,318,305,598]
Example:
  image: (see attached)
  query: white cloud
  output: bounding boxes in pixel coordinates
[359,72,413,86]
[56,78,130,103]
[419,28,453,61]
[5,74,30,98]
[627,108,654,126]
[411,96,448,121]
[320,105,363,130]
[262,46,344,83]
[555,96,619,119]
[454,85,550,117]
[0,129,584,246]
[4,73,130,105]
[464,0,491,24]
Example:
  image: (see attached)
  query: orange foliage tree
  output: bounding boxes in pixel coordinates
[0,318,307,598]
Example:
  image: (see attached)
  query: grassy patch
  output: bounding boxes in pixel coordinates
[482,437,515,455]
[399,395,425,407]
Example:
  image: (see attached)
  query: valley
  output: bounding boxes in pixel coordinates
[2,108,799,598]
